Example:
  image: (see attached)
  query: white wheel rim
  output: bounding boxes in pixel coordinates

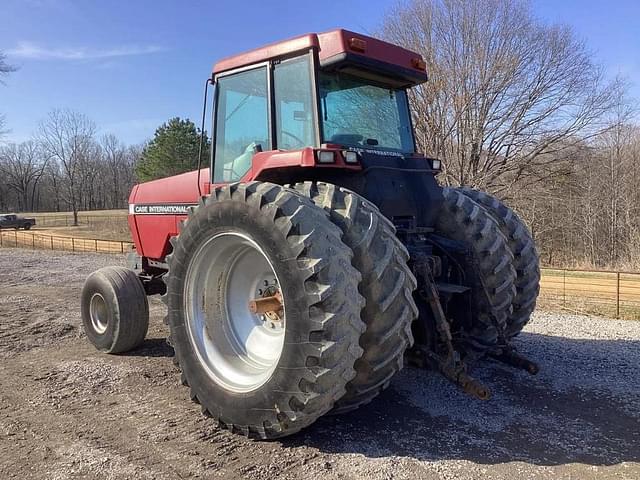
[184,232,285,393]
[89,293,108,334]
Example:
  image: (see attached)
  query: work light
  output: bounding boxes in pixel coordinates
[317,151,336,164]
[343,151,359,164]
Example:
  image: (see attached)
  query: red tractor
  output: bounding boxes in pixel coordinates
[81,30,540,439]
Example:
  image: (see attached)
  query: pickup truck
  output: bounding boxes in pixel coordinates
[0,214,36,230]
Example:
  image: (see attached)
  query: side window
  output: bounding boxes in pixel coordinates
[214,67,269,183]
[274,55,316,150]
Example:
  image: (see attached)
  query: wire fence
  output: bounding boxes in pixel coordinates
[539,267,640,320]
[0,229,132,254]
[27,214,126,227]
[1,232,638,319]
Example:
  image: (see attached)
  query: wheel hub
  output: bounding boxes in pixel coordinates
[184,232,286,393]
[89,293,108,334]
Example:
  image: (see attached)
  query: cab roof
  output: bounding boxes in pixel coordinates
[212,29,427,87]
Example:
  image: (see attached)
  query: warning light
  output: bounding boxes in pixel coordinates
[411,57,427,71]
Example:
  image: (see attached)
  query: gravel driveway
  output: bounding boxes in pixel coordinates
[0,248,638,479]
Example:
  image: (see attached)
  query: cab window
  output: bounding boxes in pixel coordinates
[213,66,270,183]
[274,55,316,150]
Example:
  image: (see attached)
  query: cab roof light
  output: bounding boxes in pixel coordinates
[316,150,336,164]
[349,37,367,53]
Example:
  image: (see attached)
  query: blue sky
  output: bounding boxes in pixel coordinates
[1,0,638,145]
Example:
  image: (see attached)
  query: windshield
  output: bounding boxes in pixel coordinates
[319,72,414,153]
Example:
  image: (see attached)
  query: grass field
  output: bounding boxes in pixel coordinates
[34,220,131,242]
[22,209,128,218]
[539,268,640,319]
[16,210,131,241]
[0,209,132,252]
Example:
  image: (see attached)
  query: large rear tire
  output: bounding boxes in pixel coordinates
[164,182,365,439]
[436,188,517,356]
[457,188,540,338]
[291,182,417,414]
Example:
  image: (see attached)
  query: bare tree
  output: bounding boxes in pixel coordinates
[0,141,49,211]
[125,143,144,187]
[382,0,626,194]
[102,134,128,208]
[44,161,64,213]
[38,109,96,225]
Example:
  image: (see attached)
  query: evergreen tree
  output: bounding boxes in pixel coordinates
[135,117,210,182]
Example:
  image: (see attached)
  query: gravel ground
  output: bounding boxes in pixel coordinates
[0,247,638,479]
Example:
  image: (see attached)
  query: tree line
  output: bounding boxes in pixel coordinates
[382,0,640,269]
[0,107,205,224]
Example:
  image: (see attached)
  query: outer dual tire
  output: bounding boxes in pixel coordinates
[164,182,366,439]
[291,182,418,414]
[456,188,540,338]
[435,188,517,356]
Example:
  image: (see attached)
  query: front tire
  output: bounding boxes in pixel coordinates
[81,266,149,353]
[164,182,365,439]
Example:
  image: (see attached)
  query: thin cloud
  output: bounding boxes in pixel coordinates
[6,41,166,60]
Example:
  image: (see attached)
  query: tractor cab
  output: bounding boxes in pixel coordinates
[209,29,441,231]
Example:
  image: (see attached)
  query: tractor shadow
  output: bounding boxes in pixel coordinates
[125,337,175,358]
[286,332,640,467]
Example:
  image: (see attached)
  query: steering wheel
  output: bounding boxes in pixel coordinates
[281,130,305,148]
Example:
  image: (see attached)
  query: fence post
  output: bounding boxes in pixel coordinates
[50,235,54,250]
[32,233,35,249]
[121,241,124,253]
[72,237,75,252]
[563,269,566,307]
[616,271,620,319]
[95,239,98,252]
[14,230,17,247]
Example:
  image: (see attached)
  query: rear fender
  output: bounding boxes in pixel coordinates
[129,169,210,260]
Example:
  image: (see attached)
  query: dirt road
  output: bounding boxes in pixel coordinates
[0,248,638,479]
